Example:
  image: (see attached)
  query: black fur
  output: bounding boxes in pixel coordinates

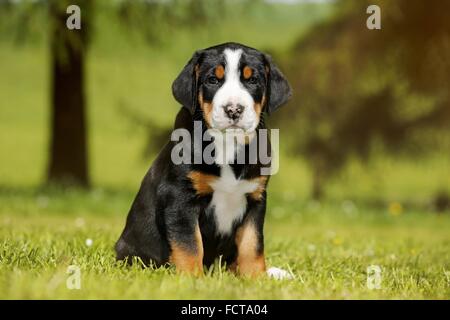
[115,42,291,269]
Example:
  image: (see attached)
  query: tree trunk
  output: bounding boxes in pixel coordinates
[47,0,91,187]
[311,156,326,200]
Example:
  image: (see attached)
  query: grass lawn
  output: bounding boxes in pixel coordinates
[1,189,449,299]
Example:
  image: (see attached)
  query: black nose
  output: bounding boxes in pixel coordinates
[223,104,244,121]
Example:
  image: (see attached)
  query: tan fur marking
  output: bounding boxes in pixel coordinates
[198,90,203,105]
[195,64,200,80]
[253,94,265,126]
[215,65,225,80]
[233,220,266,277]
[254,95,266,116]
[254,102,262,118]
[243,66,253,80]
[170,224,204,276]
[202,102,213,126]
[249,176,269,201]
[198,91,213,127]
[188,171,217,195]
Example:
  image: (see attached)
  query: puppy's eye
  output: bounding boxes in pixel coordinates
[207,76,219,85]
[247,76,258,85]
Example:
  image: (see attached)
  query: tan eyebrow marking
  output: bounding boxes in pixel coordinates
[215,65,225,79]
[243,66,253,79]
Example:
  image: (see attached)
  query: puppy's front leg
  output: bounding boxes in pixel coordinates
[232,201,266,278]
[168,223,204,276]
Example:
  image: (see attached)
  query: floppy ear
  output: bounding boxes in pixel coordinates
[172,50,203,114]
[264,54,292,114]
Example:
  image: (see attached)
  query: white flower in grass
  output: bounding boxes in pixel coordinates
[267,267,294,280]
[85,238,93,247]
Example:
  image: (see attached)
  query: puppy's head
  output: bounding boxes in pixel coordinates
[172,43,292,133]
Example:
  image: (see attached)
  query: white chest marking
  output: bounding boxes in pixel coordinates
[209,165,259,235]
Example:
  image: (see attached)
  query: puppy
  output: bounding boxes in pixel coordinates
[115,42,292,278]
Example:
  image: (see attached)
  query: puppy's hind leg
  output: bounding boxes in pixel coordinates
[115,237,136,264]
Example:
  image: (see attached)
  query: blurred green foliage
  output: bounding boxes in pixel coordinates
[276,0,450,198]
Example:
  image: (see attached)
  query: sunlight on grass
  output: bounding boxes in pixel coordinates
[0,189,449,299]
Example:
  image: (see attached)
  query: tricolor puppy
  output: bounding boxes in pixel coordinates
[115,43,292,278]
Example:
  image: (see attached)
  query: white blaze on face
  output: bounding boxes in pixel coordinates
[211,49,258,132]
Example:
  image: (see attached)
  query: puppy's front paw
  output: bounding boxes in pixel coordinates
[266,267,294,280]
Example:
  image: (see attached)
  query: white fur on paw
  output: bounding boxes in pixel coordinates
[266,267,294,280]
